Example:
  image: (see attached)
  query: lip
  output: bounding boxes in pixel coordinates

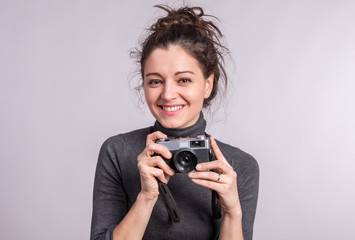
[158,104,185,116]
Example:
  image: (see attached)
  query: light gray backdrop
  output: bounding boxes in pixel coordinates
[1,0,354,239]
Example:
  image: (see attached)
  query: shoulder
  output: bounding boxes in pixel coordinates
[100,126,153,155]
[96,126,154,174]
[214,138,259,176]
[102,126,153,147]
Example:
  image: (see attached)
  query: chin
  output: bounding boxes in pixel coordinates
[158,116,197,129]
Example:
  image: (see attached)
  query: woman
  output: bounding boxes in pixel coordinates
[91,5,259,240]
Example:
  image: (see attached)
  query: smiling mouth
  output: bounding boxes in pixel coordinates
[160,105,184,112]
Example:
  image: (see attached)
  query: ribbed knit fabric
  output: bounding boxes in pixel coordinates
[153,112,207,138]
[91,113,259,240]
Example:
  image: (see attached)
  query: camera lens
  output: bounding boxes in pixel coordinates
[173,150,197,173]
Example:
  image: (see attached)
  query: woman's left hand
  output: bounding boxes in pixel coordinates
[188,136,242,216]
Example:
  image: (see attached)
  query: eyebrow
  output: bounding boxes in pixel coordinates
[145,71,194,78]
[175,71,194,75]
[145,72,163,78]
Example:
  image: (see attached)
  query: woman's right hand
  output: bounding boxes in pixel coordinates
[137,131,175,200]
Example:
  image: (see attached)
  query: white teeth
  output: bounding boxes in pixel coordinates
[162,106,183,112]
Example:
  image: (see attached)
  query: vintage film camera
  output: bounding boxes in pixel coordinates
[155,135,221,222]
[156,135,213,173]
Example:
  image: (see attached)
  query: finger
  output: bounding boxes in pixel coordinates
[143,142,172,159]
[188,171,220,182]
[195,159,230,173]
[148,156,175,176]
[138,155,175,176]
[210,136,229,165]
[146,131,167,146]
[190,178,220,191]
[152,168,168,183]
[141,166,168,183]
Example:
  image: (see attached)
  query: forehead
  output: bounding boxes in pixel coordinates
[144,46,203,75]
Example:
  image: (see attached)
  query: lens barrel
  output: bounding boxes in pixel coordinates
[173,149,197,173]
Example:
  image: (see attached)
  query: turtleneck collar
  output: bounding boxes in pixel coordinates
[153,112,207,138]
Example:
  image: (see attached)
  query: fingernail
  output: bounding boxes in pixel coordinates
[188,172,194,177]
[196,164,201,170]
[167,152,172,157]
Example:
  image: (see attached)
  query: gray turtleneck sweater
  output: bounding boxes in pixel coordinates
[90,114,259,240]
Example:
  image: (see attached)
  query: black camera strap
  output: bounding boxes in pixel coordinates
[157,179,180,223]
[206,132,222,219]
[158,179,221,222]
[212,190,222,219]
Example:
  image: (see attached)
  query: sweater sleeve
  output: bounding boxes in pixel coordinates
[90,136,128,240]
[237,154,259,240]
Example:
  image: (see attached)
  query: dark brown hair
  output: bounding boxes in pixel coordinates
[134,5,229,108]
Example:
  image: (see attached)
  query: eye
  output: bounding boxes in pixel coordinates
[147,79,163,86]
[178,78,191,84]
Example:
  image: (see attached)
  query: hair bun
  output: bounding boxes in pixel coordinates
[152,5,204,31]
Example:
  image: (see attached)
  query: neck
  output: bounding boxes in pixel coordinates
[153,112,207,138]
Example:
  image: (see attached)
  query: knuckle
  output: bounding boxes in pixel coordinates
[155,168,164,177]
[147,131,164,142]
[147,132,155,139]
[146,142,154,149]
[151,155,160,161]
[137,159,145,169]
[146,134,157,145]
[215,160,223,168]
[151,156,162,164]
[137,157,151,169]
[149,156,156,162]
[146,134,153,143]
[231,170,237,179]
[139,165,148,175]
[225,177,234,186]
[158,156,167,164]
[155,131,165,138]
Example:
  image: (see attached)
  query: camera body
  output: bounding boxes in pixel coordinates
[156,135,213,173]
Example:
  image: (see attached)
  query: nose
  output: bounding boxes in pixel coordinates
[160,80,177,101]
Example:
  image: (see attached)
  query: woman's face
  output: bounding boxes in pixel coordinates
[143,46,213,129]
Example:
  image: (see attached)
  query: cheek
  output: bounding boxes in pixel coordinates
[184,87,206,105]
[143,87,153,104]
[144,87,161,107]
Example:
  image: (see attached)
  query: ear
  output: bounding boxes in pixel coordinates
[204,73,214,99]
